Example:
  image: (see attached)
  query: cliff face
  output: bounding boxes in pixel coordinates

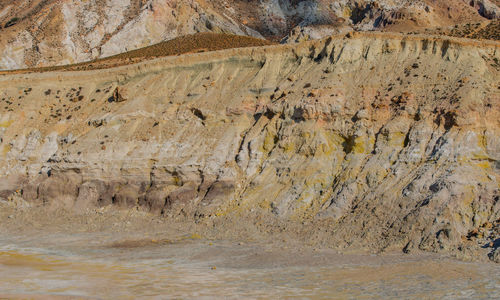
[0,0,498,70]
[0,33,499,257]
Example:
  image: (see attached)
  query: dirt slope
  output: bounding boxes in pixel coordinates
[0,32,498,261]
[0,33,275,73]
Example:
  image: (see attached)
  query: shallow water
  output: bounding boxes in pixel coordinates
[1,234,499,299]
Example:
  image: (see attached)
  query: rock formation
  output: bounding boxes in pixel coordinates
[0,0,498,70]
[0,32,498,260]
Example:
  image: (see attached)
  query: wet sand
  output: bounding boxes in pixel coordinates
[0,203,499,299]
[1,232,499,299]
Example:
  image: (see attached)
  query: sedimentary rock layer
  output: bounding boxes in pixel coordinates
[0,32,499,256]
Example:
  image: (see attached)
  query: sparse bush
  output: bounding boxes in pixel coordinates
[4,17,19,28]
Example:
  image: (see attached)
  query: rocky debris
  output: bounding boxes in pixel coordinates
[490,247,500,263]
[463,218,500,263]
[1,190,31,209]
[88,118,108,128]
[111,87,128,103]
[469,0,500,19]
[0,33,498,260]
[281,24,353,43]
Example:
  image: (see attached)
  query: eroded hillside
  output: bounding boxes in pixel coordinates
[0,33,275,73]
[0,0,498,70]
[0,33,499,261]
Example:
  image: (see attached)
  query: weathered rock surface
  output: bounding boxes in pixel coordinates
[0,32,499,259]
[0,0,498,70]
[491,247,500,262]
[0,0,263,70]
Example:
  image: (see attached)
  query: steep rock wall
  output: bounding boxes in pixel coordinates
[0,33,499,256]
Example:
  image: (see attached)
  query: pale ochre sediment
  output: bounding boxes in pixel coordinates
[0,33,498,259]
